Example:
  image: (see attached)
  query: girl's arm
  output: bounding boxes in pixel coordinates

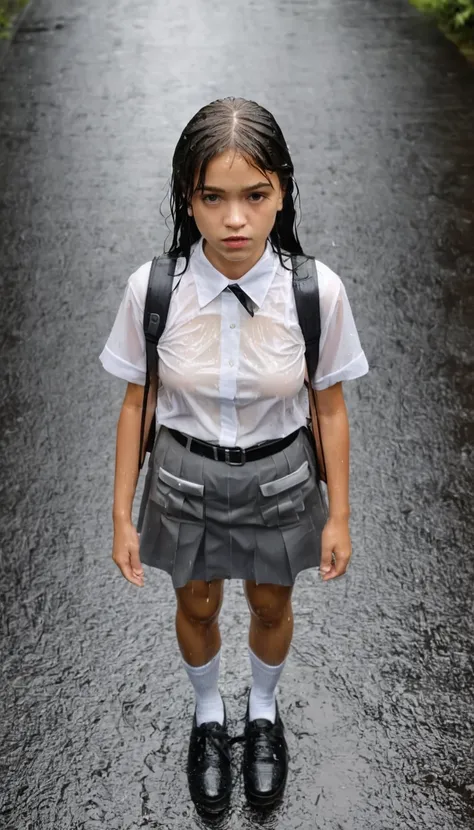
[315,381,352,581]
[111,382,146,587]
[113,382,143,521]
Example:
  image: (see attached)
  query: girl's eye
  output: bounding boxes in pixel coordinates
[201,192,266,204]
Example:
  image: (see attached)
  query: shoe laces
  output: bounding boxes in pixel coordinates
[196,722,232,763]
[247,720,285,762]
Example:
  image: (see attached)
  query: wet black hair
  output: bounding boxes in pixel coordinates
[164,97,307,272]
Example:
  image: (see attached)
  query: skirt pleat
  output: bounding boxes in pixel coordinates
[139,425,327,588]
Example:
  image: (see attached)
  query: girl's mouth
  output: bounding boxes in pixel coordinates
[222,237,250,248]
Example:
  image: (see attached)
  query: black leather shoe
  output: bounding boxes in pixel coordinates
[243,699,289,807]
[187,708,232,814]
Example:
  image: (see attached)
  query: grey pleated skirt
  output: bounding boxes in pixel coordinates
[138,425,328,589]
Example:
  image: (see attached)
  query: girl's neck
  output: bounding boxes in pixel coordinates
[202,239,267,280]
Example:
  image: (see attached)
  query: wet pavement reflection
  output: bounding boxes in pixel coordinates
[0,0,473,827]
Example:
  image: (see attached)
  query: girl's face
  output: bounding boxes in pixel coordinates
[189,150,284,279]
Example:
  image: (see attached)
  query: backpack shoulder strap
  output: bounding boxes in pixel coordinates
[292,254,327,482]
[143,254,177,370]
[291,255,320,382]
[138,254,177,471]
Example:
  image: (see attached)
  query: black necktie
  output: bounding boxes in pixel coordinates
[226,284,255,317]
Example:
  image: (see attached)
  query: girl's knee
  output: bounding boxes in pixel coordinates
[244,581,293,627]
[176,579,224,625]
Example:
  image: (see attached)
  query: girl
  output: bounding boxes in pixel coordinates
[99,97,369,814]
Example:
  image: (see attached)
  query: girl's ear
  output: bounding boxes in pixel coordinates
[183,191,193,216]
[277,189,285,212]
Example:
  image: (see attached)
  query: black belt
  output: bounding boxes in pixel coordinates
[168,428,301,466]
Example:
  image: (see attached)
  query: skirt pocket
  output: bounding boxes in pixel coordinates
[258,460,311,527]
[150,465,205,522]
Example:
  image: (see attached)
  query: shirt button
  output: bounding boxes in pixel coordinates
[229,360,234,367]
[230,323,236,329]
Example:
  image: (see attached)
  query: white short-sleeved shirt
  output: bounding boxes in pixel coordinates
[99,238,369,448]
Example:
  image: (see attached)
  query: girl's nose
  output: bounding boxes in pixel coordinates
[224,203,246,229]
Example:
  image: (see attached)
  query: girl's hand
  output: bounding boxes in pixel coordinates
[112,519,145,587]
[320,516,352,582]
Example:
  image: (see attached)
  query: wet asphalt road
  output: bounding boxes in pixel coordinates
[1,0,474,828]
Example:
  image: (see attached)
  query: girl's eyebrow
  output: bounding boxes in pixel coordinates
[199,182,274,193]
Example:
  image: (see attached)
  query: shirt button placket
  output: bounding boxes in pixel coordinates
[219,292,240,445]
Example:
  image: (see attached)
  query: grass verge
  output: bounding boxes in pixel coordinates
[410,0,474,59]
[0,0,29,40]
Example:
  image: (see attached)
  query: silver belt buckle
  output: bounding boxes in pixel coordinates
[224,447,246,466]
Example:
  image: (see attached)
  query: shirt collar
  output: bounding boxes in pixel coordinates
[191,237,278,310]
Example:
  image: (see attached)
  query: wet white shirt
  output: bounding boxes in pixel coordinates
[99,238,369,448]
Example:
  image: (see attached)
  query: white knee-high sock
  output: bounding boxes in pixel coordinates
[182,650,224,726]
[248,647,287,723]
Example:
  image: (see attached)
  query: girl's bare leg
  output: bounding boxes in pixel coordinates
[176,579,225,726]
[175,579,224,666]
[244,581,293,665]
[244,581,293,722]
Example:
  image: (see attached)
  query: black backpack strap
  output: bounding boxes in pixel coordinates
[292,254,327,482]
[291,255,321,381]
[138,254,177,471]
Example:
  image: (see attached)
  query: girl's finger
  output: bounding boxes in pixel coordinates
[129,546,144,578]
[114,555,144,586]
[320,545,333,575]
[333,550,351,576]
[123,565,144,586]
[321,564,337,581]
